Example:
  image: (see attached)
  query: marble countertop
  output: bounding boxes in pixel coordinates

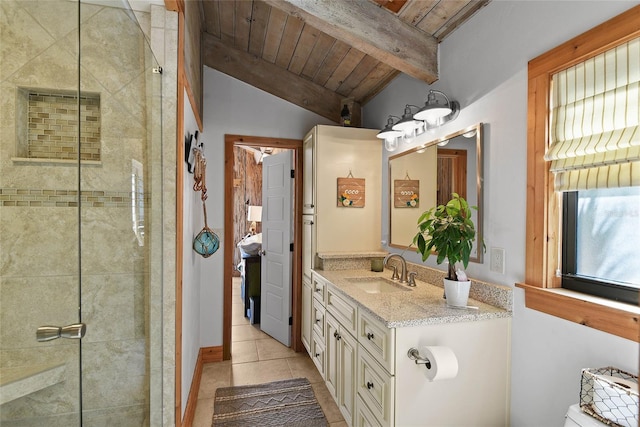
[314,269,512,328]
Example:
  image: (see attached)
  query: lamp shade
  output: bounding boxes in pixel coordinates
[392,105,422,132]
[413,90,453,122]
[377,117,402,139]
[247,205,262,222]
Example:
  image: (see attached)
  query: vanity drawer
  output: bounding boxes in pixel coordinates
[311,331,326,380]
[311,272,327,305]
[355,395,383,427]
[358,310,395,375]
[326,283,358,336]
[312,298,326,339]
[357,346,395,427]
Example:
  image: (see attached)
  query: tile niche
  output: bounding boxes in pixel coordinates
[15,88,101,162]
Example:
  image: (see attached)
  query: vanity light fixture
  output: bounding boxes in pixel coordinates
[437,139,450,147]
[413,90,460,125]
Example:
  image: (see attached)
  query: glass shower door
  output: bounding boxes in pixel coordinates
[0,1,163,425]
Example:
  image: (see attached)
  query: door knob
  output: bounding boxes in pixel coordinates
[37,323,86,342]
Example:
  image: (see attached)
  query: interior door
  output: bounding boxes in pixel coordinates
[260,151,293,346]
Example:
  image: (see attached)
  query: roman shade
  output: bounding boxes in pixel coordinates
[546,37,640,191]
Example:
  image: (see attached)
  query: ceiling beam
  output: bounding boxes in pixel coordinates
[202,33,342,123]
[263,0,439,83]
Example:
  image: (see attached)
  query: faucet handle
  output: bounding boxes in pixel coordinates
[391,266,399,281]
[408,272,417,287]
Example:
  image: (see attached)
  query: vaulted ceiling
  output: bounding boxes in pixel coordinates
[201,0,489,124]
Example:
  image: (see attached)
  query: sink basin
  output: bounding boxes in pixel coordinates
[346,277,412,294]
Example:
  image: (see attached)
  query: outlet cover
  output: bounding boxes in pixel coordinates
[490,247,505,274]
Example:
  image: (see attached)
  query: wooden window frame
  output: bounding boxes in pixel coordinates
[517,5,640,343]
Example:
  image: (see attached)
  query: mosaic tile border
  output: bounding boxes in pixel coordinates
[0,188,134,208]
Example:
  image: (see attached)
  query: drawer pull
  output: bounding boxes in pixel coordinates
[366,381,374,390]
[315,353,320,358]
[366,332,374,340]
[333,331,341,341]
[314,287,321,292]
[315,318,321,324]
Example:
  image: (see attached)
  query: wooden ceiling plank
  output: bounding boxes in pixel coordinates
[248,0,271,56]
[312,39,350,86]
[234,0,253,51]
[348,62,397,103]
[335,55,379,98]
[264,0,439,83]
[324,48,366,92]
[219,1,235,44]
[275,15,305,69]
[416,0,471,37]
[288,25,321,75]
[396,0,438,25]
[433,0,489,41]
[262,7,288,63]
[202,0,221,38]
[301,32,335,81]
[372,0,409,14]
[203,33,342,122]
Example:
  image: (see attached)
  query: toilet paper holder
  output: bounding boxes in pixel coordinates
[407,347,431,369]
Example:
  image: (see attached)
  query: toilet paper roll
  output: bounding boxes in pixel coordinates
[421,346,459,382]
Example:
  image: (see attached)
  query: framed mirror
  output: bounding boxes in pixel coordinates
[388,123,483,263]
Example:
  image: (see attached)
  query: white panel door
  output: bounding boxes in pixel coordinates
[260,151,293,346]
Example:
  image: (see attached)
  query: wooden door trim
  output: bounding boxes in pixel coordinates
[223,134,304,360]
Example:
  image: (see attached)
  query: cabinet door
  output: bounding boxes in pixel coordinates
[301,278,312,354]
[325,312,340,400]
[302,215,314,281]
[303,130,315,214]
[338,328,358,426]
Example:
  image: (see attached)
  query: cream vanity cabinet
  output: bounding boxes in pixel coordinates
[305,272,511,427]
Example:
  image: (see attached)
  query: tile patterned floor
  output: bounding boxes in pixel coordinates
[191,279,347,427]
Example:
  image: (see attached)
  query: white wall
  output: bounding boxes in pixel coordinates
[200,67,336,347]
[182,87,202,414]
[364,2,639,426]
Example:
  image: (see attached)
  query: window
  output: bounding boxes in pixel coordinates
[562,188,640,304]
[521,5,640,342]
[548,36,640,304]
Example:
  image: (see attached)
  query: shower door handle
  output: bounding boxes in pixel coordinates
[36,323,86,342]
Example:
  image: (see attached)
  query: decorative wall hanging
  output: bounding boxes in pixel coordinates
[337,171,365,208]
[192,143,220,258]
[394,172,420,208]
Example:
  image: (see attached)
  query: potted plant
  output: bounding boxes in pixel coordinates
[413,192,480,307]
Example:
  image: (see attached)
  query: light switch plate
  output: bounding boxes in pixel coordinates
[490,247,505,274]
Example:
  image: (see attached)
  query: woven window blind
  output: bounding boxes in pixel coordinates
[546,37,640,191]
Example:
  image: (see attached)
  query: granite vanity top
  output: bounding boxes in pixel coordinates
[314,269,512,328]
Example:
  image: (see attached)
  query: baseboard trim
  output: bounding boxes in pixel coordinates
[182,345,223,426]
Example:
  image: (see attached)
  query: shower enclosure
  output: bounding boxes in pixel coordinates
[1,0,165,425]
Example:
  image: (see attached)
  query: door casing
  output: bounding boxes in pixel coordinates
[223,134,303,360]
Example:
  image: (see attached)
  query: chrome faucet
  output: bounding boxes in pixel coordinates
[384,253,408,283]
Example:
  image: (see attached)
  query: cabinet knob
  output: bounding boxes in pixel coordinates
[315,318,321,324]
[333,331,341,340]
[315,353,320,358]
[366,381,374,390]
[366,332,374,340]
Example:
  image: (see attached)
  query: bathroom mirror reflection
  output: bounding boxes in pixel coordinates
[388,123,483,263]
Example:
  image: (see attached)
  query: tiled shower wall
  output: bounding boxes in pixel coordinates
[0,2,159,425]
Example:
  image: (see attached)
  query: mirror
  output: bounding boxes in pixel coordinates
[388,123,483,263]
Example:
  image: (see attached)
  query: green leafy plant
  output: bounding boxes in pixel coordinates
[413,193,479,281]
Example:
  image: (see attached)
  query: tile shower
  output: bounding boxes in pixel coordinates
[0,1,165,425]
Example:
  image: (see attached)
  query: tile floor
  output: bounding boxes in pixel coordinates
[191,278,347,427]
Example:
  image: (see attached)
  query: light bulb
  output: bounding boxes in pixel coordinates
[385,136,398,152]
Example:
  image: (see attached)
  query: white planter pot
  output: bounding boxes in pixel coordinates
[444,278,471,307]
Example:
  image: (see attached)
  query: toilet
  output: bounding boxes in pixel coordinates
[564,404,608,427]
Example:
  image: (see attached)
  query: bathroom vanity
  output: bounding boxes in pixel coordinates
[303,265,512,427]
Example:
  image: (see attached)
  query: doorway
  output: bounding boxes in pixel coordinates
[223,135,303,360]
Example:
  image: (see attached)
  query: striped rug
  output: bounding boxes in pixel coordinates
[212,377,328,427]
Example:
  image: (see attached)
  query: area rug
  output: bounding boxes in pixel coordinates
[212,377,328,427]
